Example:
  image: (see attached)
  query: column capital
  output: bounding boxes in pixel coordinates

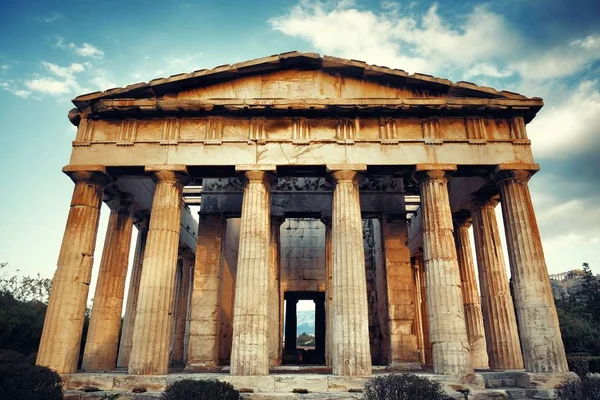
[412,164,457,183]
[145,165,190,185]
[133,210,150,231]
[452,210,472,229]
[492,163,539,185]
[271,216,285,227]
[63,165,112,186]
[105,193,136,213]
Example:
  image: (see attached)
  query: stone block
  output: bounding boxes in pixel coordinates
[63,374,116,391]
[327,376,367,392]
[273,375,328,392]
[221,375,276,393]
[114,375,168,391]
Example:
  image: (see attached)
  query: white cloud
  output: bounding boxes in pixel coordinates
[56,38,104,59]
[44,12,63,23]
[1,80,32,99]
[24,61,86,96]
[75,43,105,59]
[270,1,600,81]
[527,80,600,159]
[25,77,71,95]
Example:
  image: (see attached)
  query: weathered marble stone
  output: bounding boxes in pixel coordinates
[494,169,568,373]
[128,166,190,375]
[471,197,523,371]
[415,167,472,377]
[171,251,194,365]
[230,170,274,376]
[37,168,110,374]
[453,216,489,370]
[117,215,149,368]
[329,167,372,376]
[83,197,134,371]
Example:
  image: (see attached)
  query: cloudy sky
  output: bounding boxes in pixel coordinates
[1,0,599,300]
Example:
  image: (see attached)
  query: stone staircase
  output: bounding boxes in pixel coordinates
[476,372,558,399]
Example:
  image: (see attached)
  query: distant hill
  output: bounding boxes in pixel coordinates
[296,310,315,336]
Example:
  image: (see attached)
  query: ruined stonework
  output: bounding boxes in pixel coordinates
[40,53,573,390]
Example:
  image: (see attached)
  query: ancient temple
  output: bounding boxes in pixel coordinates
[37,53,571,387]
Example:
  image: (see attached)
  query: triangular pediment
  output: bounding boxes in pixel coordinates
[72,52,534,109]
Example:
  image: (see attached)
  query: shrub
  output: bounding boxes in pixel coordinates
[364,374,452,400]
[0,349,27,364]
[0,362,63,400]
[557,378,600,400]
[567,356,600,377]
[161,379,240,400]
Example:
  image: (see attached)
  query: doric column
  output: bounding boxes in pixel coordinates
[453,214,489,370]
[172,251,194,365]
[415,166,472,376]
[186,214,224,371]
[117,213,149,368]
[128,165,189,375]
[471,197,524,370]
[36,166,110,374]
[412,256,425,365]
[329,166,372,376]
[269,217,284,366]
[82,196,135,371]
[415,250,433,365]
[284,295,298,354]
[323,217,333,367]
[230,169,273,376]
[494,167,568,373]
[383,216,419,367]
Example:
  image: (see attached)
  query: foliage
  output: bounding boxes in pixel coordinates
[297,332,315,347]
[363,374,452,400]
[556,378,600,400]
[566,357,600,378]
[554,263,600,358]
[0,291,47,357]
[161,379,240,400]
[0,262,51,303]
[0,362,63,400]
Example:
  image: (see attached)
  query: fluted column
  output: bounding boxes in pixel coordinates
[186,214,224,371]
[37,167,109,374]
[269,217,284,366]
[323,217,333,367]
[172,251,194,365]
[412,256,425,365]
[128,166,189,375]
[453,215,489,370]
[471,198,524,370]
[230,169,273,376]
[117,214,149,368]
[415,250,433,365]
[415,166,472,376]
[330,167,372,376]
[82,196,134,371]
[494,168,568,373]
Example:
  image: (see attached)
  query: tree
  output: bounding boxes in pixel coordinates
[0,262,51,303]
[580,263,600,322]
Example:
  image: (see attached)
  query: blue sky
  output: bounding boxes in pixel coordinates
[1,0,599,295]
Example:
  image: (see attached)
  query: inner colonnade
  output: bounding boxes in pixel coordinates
[36,53,568,380]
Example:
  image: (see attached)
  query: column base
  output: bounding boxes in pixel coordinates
[184,363,222,373]
[515,371,579,389]
[385,362,422,372]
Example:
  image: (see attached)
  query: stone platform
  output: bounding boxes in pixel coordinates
[60,370,578,400]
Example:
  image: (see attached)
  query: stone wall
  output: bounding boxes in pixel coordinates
[279,219,326,293]
[363,219,389,365]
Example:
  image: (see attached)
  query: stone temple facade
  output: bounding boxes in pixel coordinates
[37,53,572,386]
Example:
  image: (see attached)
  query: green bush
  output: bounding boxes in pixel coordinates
[364,374,452,400]
[161,379,240,400]
[567,356,600,377]
[0,362,63,400]
[0,349,27,364]
[557,378,600,400]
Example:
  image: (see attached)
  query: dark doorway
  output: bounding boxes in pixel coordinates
[283,291,326,365]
